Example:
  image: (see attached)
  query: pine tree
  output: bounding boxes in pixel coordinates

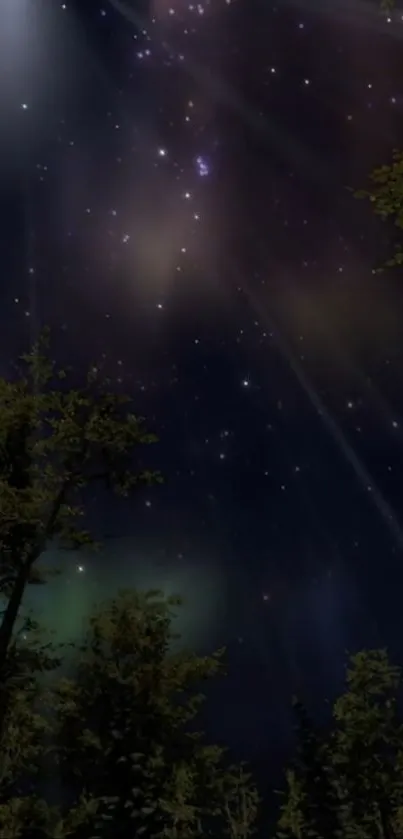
[332,650,403,838]
[275,650,403,839]
[276,697,340,839]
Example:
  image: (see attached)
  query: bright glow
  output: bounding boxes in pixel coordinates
[1,0,81,171]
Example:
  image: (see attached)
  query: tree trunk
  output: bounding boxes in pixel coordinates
[379,803,396,839]
[0,561,31,747]
[0,562,30,670]
[0,481,68,674]
[0,481,70,744]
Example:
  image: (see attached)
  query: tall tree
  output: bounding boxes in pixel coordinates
[275,698,339,839]
[0,330,162,743]
[332,649,403,838]
[0,610,99,838]
[276,650,403,839]
[53,589,260,839]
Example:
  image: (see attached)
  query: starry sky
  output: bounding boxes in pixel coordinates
[2,0,403,782]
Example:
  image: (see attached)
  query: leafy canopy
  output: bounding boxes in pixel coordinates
[53,588,260,839]
[0,329,162,580]
[0,329,164,822]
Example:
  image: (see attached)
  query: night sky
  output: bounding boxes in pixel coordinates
[2,0,403,782]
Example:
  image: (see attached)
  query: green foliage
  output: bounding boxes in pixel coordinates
[276,650,403,839]
[0,611,98,838]
[275,770,307,839]
[332,650,403,837]
[0,332,165,833]
[0,591,259,836]
[0,329,162,690]
[52,589,259,838]
[0,336,258,837]
[220,765,260,838]
[0,793,99,838]
[0,329,161,569]
[276,697,340,839]
[354,150,403,271]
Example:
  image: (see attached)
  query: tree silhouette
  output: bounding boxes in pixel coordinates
[354,151,403,272]
[276,650,403,839]
[0,329,162,747]
[53,589,260,838]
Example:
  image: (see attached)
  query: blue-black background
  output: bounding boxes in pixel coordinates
[1,0,403,795]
